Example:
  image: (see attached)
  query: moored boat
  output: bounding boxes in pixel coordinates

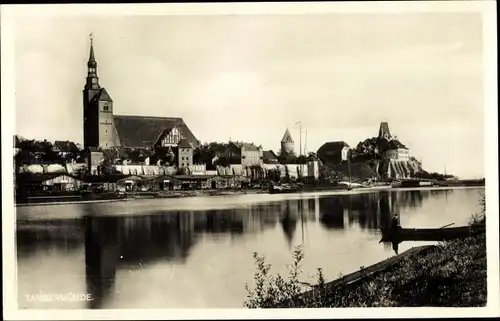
[268,182,356,194]
[379,225,485,243]
[269,184,301,194]
[399,180,433,188]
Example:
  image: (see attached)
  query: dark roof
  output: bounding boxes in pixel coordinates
[281,129,294,143]
[376,137,409,151]
[101,148,117,162]
[113,115,199,149]
[116,148,131,159]
[218,175,238,179]
[14,135,21,148]
[389,139,408,150]
[138,148,154,157]
[178,138,192,149]
[15,150,35,163]
[231,141,261,151]
[173,175,215,180]
[317,141,350,153]
[142,174,182,182]
[317,141,350,165]
[378,122,391,138]
[16,173,78,184]
[263,150,278,160]
[242,142,260,151]
[84,174,127,183]
[54,141,79,153]
[90,88,113,103]
[116,175,147,182]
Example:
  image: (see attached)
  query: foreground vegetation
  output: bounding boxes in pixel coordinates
[245,195,486,308]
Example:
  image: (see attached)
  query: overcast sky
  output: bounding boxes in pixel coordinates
[14,11,485,178]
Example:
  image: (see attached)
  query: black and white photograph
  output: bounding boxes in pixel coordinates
[1,1,498,320]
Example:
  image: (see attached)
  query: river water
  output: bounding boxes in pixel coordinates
[16,187,484,309]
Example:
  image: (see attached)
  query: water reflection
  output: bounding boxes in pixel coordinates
[17,188,472,309]
[319,197,345,229]
[16,219,84,257]
[280,201,298,247]
[315,190,426,232]
[84,216,120,309]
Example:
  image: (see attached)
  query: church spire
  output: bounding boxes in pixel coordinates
[85,33,99,90]
[88,33,97,67]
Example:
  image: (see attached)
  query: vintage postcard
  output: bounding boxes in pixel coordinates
[2,1,498,320]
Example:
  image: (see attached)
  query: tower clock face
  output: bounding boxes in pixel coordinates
[92,78,97,83]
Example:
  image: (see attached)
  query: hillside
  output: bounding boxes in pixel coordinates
[329,162,377,182]
[329,158,423,182]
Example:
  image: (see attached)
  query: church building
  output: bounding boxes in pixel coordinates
[82,36,199,155]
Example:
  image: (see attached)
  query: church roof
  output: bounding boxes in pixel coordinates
[113,115,199,149]
[90,88,113,103]
[281,129,294,143]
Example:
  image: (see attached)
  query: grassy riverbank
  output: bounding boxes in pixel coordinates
[244,196,486,308]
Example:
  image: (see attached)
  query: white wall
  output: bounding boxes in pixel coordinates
[385,148,410,161]
[341,147,350,161]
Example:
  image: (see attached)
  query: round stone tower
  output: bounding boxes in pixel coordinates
[280,128,295,155]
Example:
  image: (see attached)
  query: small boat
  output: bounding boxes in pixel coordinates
[300,185,349,192]
[379,225,485,243]
[363,185,392,191]
[269,185,301,194]
[399,180,433,188]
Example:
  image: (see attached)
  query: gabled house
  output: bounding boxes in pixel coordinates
[225,141,264,167]
[52,140,80,163]
[263,150,279,164]
[53,140,79,154]
[317,141,351,166]
[16,173,84,193]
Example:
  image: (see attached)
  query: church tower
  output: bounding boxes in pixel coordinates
[83,34,115,150]
[378,122,392,141]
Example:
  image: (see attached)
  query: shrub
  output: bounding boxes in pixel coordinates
[469,192,485,226]
[244,246,324,308]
